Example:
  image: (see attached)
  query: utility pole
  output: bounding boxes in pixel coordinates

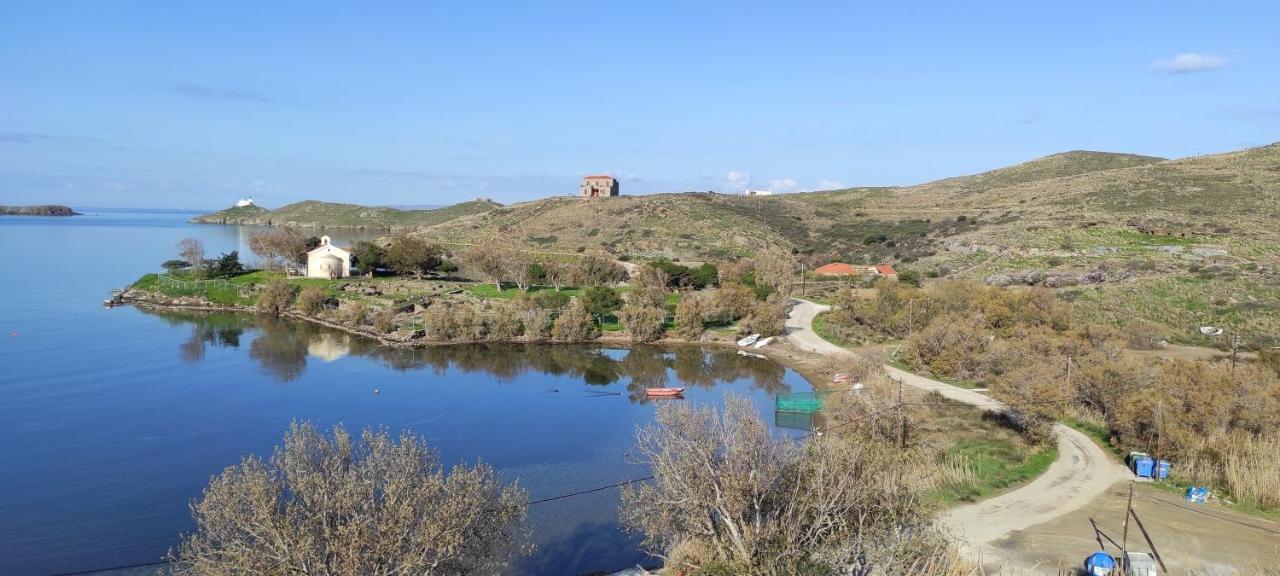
[897,377,906,450]
[1129,507,1169,574]
[1153,400,1163,469]
[1121,482,1134,560]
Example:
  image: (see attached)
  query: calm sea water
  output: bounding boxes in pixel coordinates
[0,210,810,576]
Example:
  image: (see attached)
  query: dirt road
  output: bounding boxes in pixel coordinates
[784,299,1131,565]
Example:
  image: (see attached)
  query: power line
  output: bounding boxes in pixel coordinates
[49,559,168,576]
[45,401,905,576]
[1131,491,1280,536]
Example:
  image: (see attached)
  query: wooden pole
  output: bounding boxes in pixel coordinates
[1121,482,1134,559]
[1129,507,1168,574]
[897,377,906,450]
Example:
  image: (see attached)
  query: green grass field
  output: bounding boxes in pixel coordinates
[934,438,1057,504]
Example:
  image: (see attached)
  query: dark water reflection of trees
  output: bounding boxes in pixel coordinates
[145,309,790,394]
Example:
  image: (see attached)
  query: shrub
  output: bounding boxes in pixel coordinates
[297,287,326,316]
[256,280,297,316]
[710,283,757,323]
[738,295,787,337]
[487,302,523,341]
[630,266,670,308]
[673,293,707,340]
[169,422,529,575]
[424,305,459,341]
[618,304,666,342]
[372,308,397,334]
[621,395,946,574]
[552,300,599,342]
[522,309,553,341]
[340,302,368,327]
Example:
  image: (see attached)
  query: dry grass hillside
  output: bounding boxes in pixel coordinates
[413,143,1280,347]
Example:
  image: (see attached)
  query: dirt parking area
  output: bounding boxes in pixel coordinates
[981,482,1280,574]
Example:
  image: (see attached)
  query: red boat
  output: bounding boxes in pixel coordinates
[645,387,686,397]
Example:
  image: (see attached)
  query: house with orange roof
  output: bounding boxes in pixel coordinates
[815,262,858,276]
[814,262,898,280]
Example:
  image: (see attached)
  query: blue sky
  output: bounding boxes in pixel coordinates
[2,1,1277,209]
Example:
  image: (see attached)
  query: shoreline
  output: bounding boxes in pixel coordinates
[122,291,841,390]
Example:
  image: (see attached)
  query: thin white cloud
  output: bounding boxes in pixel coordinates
[1151,53,1229,74]
[725,170,751,192]
[768,178,799,193]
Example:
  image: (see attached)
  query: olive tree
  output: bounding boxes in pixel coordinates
[386,234,443,280]
[573,250,628,286]
[169,422,529,576]
[464,240,516,290]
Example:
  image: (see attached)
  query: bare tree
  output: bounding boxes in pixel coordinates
[464,240,514,290]
[543,259,573,291]
[176,238,205,278]
[169,422,529,576]
[621,395,945,574]
[504,248,534,292]
[248,228,308,272]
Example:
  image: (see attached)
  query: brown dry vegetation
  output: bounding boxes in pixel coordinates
[824,279,1280,511]
[398,143,1280,348]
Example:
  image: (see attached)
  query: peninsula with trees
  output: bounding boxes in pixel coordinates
[1,204,80,216]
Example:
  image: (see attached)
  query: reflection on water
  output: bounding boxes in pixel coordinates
[1,210,809,575]
[149,308,790,396]
[119,308,799,575]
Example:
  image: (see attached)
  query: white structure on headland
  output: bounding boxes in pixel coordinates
[234,197,256,207]
[744,189,773,196]
[305,236,351,279]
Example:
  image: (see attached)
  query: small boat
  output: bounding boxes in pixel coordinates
[753,336,774,349]
[737,334,761,347]
[645,387,686,397]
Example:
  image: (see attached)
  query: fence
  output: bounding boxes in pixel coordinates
[156,274,239,293]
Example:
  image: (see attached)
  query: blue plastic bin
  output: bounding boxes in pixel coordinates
[1155,459,1170,480]
[1132,456,1154,478]
[1085,551,1116,576]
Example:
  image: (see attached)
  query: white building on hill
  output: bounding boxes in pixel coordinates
[235,197,256,207]
[306,236,351,279]
[744,189,773,196]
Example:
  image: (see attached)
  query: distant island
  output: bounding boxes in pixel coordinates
[0,205,80,216]
[191,199,502,230]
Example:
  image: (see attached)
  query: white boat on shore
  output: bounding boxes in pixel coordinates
[753,336,774,349]
[736,334,761,347]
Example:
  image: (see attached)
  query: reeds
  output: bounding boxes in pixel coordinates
[1181,432,1280,510]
